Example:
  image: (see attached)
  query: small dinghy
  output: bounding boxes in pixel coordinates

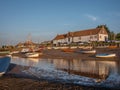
[79,49,96,54]
[25,52,40,58]
[0,56,11,76]
[96,53,116,58]
[62,48,75,52]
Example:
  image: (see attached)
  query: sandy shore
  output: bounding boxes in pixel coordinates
[0,48,120,90]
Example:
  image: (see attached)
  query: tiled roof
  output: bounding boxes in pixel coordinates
[53,34,67,40]
[73,28,101,37]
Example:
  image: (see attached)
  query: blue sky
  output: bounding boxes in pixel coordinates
[0,0,120,45]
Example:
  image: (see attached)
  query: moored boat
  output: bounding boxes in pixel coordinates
[25,52,40,58]
[0,51,10,54]
[0,56,11,76]
[62,48,75,52]
[21,48,30,54]
[96,53,116,58]
[79,49,96,54]
[10,51,19,54]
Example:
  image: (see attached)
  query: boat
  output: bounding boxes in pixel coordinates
[79,49,96,54]
[0,56,11,76]
[25,52,40,58]
[0,51,10,54]
[108,45,117,49]
[96,53,116,58]
[21,48,30,54]
[62,48,75,52]
[10,51,19,54]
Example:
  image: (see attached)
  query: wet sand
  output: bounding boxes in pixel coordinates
[0,48,120,90]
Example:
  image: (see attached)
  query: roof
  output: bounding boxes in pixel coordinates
[73,28,101,37]
[53,34,67,40]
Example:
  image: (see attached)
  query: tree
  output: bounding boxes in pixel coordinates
[116,33,120,40]
[97,24,110,33]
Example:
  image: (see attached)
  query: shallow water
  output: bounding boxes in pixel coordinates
[11,56,120,88]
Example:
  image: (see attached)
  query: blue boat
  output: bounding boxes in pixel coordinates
[0,56,11,76]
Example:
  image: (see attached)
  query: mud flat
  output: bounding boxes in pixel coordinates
[40,48,120,60]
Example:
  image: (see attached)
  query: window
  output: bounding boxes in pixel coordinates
[90,36,93,39]
[94,35,97,38]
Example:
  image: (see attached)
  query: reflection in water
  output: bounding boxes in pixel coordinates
[11,56,119,80]
[53,59,116,79]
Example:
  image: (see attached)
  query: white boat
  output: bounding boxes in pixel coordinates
[25,52,40,58]
[0,51,10,54]
[0,56,11,76]
[10,51,19,54]
[96,53,116,58]
[79,49,96,54]
[21,48,30,53]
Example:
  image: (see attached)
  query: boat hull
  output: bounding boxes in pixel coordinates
[0,56,11,76]
[25,53,40,58]
[79,50,96,54]
[62,49,75,52]
[96,54,116,58]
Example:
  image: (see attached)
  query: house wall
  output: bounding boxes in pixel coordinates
[53,38,67,45]
[73,37,80,42]
[66,37,73,44]
[81,36,91,42]
[73,34,98,42]
[98,34,108,41]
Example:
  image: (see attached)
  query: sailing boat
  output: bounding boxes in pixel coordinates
[24,33,41,58]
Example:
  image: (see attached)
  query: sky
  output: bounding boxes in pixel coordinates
[0,0,120,46]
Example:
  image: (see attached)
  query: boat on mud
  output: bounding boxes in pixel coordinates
[0,51,10,54]
[96,53,116,58]
[0,56,11,76]
[79,49,96,54]
[25,52,40,58]
[62,48,75,52]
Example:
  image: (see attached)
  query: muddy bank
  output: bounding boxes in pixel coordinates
[40,48,120,60]
[0,73,116,90]
[1,48,120,60]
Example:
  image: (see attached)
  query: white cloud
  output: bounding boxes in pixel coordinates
[85,14,98,21]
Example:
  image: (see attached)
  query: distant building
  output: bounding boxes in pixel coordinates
[16,40,36,48]
[53,25,108,46]
[41,41,52,46]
